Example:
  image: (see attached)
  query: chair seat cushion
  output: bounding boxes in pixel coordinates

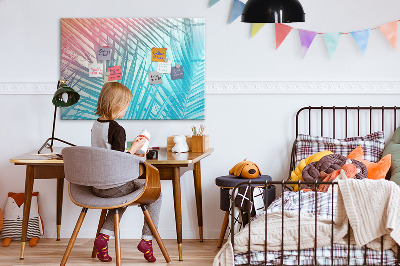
[69,180,145,208]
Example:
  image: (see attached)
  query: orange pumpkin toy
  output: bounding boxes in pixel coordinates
[229,159,261,179]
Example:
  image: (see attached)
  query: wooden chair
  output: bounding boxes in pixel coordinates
[60,146,171,265]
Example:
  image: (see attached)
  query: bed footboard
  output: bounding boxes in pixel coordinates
[230,180,400,266]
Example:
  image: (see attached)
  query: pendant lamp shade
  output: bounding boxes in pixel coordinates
[242,0,305,23]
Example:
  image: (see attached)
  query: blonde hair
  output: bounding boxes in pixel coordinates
[95,82,133,120]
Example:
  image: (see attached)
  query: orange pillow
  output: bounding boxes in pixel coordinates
[347,146,391,180]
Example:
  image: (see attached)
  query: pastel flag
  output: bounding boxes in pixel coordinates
[351,29,370,55]
[229,0,245,24]
[251,23,266,38]
[298,29,317,58]
[323,33,341,58]
[209,0,220,7]
[275,23,293,49]
[378,21,398,50]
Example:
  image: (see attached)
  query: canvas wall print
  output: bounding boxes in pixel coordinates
[60,18,205,120]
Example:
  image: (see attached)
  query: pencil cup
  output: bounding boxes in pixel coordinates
[191,135,209,153]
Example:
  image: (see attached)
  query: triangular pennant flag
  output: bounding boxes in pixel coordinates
[275,23,293,49]
[378,21,398,50]
[298,29,317,58]
[323,33,341,58]
[351,29,370,55]
[209,0,220,7]
[251,23,266,38]
[229,0,245,24]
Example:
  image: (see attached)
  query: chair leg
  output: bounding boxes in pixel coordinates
[141,205,171,263]
[114,209,121,266]
[217,211,230,248]
[60,208,88,266]
[92,209,108,258]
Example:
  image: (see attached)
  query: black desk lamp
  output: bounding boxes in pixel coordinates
[241,0,305,23]
[38,80,80,154]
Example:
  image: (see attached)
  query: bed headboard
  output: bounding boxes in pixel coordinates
[290,106,400,179]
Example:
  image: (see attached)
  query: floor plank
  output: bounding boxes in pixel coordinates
[0,239,221,265]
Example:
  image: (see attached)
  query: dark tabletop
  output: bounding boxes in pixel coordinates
[215,175,272,188]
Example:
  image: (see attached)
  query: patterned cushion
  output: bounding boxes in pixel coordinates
[295,131,385,166]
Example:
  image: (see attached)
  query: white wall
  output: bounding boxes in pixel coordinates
[1,0,400,240]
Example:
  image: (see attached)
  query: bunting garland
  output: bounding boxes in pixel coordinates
[209,2,399,58]
[251,23,266,38]
[209,0,221,7]
[378,21,397,50]
[351,29,370,55]
[229,0,245,24]
[323,33,341,58]
[275,23,292,49]
[298,30,317,58]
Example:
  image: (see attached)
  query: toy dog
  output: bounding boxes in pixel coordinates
[229,159,261,179]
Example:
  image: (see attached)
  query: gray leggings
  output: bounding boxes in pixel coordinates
[92,180,162,240]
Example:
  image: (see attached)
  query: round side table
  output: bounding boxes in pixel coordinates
[215,175,275,248]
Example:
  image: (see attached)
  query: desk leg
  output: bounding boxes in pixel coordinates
[20,165,35,259]
[193,161,203,242]
[172,167,183,261]
[56,178,64,241]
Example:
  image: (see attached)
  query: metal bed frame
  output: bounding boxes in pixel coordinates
[230,106,400,266]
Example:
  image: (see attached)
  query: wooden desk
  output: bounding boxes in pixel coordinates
[10,147,213,261]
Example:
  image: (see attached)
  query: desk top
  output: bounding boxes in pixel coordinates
[10,147,214,166]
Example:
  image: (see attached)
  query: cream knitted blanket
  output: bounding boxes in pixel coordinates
[213,211,343,266]
[213,179,400,266]
[335,178,399,251]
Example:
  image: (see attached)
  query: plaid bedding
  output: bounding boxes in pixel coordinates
[234,191,397,265]
[234,244,397,265]
[294,131,385,166]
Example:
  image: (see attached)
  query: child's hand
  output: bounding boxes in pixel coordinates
[134,149,149,157]
[129,137,147,155]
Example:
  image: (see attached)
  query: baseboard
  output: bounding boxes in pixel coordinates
[1,81,400,94]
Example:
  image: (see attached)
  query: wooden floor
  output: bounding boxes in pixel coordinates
[0,239,221,265]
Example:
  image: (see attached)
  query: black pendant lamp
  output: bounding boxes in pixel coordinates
[242,0,305,23]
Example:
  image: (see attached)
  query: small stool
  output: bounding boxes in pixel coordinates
[215,175,275,248]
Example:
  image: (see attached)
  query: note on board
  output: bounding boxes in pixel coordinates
[98,46,112,61]
[88,63,103,77]
[171,65,184,80]
[157,60,172,74]
[148,71,163,85]
[151,48,167,62]
[107,66,122,81]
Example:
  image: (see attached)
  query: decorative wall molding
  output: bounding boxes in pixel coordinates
[206,81,400,94]
[1,81,400,95]
[0,83,56,94]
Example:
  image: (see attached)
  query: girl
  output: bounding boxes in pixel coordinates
[91,82,161,263]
